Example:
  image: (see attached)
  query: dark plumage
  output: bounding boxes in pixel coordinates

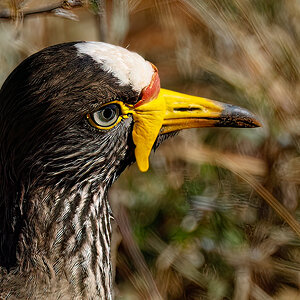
[0,41,260,299]
[0,42,141,299]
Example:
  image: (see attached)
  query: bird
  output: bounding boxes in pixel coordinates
[0,41,260,299]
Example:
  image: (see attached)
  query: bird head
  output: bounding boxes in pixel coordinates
[0,41,260,191]
[0,41,261,272]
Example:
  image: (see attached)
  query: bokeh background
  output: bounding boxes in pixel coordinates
[1,1,299,299]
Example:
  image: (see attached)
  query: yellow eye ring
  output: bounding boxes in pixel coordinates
[87,101,132,130]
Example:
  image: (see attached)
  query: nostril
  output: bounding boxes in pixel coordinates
[174,107,202,112]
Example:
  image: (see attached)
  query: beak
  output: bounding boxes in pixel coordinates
[130,88,261,172]
[160,89,261,133]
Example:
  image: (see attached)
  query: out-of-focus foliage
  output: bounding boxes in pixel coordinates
[0,1,299,299]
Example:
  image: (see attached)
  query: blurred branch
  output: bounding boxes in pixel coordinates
[117,205,163,300]
[233,267,251,300]
[233,170,300,238]
[164,142,267,177]
[251,283,274,300]
[148,232,209,289]
[0,0,84,19]
[169,143,300,238]
[92,0,108,42]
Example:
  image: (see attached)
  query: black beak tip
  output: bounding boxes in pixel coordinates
[217,104,262,128]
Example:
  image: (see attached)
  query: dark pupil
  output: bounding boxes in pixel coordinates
[102,107,114,120]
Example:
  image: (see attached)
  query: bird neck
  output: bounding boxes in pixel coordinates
[0,182,114,299]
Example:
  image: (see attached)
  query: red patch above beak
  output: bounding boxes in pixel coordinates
[134,64,161,108]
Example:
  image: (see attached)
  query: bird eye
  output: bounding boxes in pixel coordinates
[87,104,121,129]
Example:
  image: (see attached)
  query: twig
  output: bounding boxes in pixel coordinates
[0,0,84,19]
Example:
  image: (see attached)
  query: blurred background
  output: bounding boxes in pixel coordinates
[0,0,299,299]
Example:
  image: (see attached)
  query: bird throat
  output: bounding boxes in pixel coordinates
[0,182,114,299]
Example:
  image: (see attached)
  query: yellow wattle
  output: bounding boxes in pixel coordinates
[131,94,166,172]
